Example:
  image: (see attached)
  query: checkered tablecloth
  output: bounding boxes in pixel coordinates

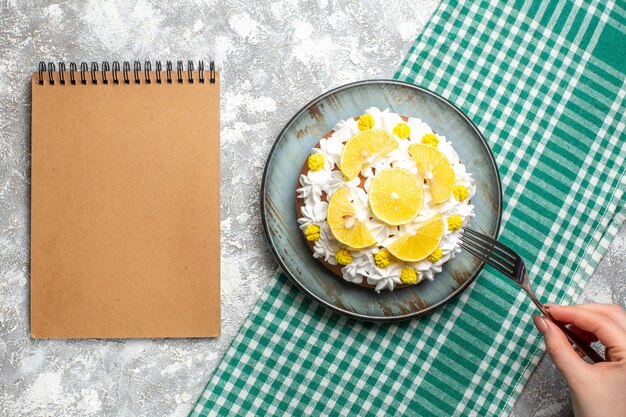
[191,1,626,415]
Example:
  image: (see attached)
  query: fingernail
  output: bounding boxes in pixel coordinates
[533,315,547,335]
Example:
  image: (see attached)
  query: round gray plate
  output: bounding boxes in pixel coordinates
[261,80,502,321]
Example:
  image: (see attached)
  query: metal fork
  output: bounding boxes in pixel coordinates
[460,227,605,363]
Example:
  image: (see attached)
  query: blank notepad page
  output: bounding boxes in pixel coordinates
[30,62,220,338]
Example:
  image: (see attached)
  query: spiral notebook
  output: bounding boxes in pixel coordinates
[30,60,220,338]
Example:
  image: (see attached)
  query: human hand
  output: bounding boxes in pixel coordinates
[533,304,626,417]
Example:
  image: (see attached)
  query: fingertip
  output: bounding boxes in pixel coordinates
[545,304,571,321]
[545,304,565,312]
[540,319,584,375]
[541,319,568,349]
[533,315,547,335]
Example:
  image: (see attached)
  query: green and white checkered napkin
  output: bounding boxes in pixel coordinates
[191,1,626,415]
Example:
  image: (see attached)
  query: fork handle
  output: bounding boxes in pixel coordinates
[544,313,605,363]
[524,289,605,363]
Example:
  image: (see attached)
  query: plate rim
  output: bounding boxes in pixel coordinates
[260,79,503,322]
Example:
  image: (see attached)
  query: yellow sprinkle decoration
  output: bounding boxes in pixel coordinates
[374,248,393,268]
[421,133,440,146]
[453,185,470,201]
[426,248,443,263]
[307,153,325,171]
[400,267,419,284]
[304,224,321,241]
[336,248,353,265]
[358,114,375,130]
[392,122,411,139]
[447,214,463,232]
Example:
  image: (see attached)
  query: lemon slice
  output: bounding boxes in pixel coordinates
[327,187,376,249]
[408,144,455,204]
[368,168,423,226]
[340,129,398,180]
[387,214,444,262]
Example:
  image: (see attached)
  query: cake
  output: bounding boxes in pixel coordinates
[296,107,475,292]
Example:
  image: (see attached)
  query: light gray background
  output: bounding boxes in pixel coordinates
[0,1,623,416]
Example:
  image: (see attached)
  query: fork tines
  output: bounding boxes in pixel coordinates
[459,227,518,277]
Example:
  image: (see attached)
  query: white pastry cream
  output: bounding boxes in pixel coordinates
[297,107,476,292]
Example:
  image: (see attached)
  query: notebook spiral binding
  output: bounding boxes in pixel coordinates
[37,60,216,85]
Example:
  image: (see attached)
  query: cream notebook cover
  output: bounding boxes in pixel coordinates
[30,61,220,338]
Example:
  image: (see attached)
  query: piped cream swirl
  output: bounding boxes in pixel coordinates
[297,108,475,292]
